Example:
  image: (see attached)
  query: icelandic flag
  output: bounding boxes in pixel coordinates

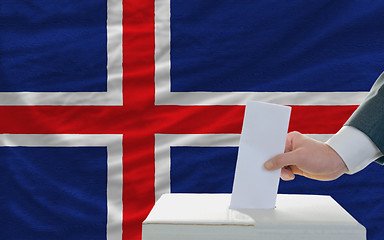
[1,0,384,240]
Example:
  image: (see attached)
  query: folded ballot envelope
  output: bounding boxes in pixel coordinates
[142,194,366,240]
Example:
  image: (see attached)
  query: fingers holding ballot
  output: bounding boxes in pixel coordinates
[264,131,349,181]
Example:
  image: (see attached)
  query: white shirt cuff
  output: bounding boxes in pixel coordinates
[326,126,383,174]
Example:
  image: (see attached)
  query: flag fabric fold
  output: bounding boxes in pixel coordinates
[1,1,384,240]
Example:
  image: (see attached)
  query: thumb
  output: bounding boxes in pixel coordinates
[264,151,300,171]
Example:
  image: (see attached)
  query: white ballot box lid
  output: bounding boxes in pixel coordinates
[142,194,366,240]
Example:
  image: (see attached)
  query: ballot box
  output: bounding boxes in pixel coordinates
[142,194,366,240]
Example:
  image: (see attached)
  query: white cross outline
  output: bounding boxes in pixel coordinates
[0,0,123,106]
[0,134,123,240]
[154,0,368,106]
[154,133,332,201]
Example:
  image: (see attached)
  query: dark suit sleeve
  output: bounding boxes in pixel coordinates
[346,72,384,164]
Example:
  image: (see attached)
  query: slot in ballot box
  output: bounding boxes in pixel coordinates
[142,194,366,240]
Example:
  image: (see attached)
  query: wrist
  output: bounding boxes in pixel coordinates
[325,143,348,177]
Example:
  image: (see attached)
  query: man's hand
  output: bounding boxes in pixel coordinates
[264,131,349,181]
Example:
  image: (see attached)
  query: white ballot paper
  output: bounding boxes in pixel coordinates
[230,101,291,209]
